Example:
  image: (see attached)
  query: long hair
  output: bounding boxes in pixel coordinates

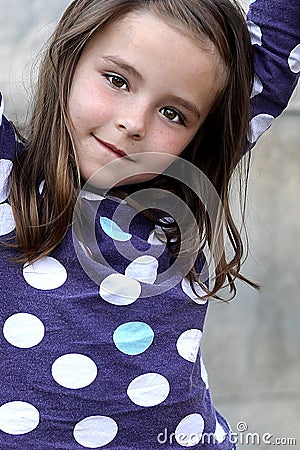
[8,0,255,300]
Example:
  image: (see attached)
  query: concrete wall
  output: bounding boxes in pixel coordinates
[1,1,299,448]
[0,0,70,126]
[203,112,300,448]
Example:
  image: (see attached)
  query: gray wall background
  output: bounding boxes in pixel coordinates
[1,1,299,448]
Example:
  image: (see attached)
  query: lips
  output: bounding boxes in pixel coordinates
[92,135,134,161]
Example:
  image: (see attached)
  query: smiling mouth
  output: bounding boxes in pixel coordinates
[92,135,134,161]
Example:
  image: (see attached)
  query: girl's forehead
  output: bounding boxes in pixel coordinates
[92,9,216,53]
[86,10,226,88]
[86,9,218,63]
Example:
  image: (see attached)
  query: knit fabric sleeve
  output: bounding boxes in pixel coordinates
[0,92,17,161]
[0,92,5,158]
[247,0,300,148]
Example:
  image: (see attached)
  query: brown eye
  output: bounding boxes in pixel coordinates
[160,107,184,124]
[106,74,128,90]
[164,109,177,120]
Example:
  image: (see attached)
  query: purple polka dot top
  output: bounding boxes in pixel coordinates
[0,0,299,448]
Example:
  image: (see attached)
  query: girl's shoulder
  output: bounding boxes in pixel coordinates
[0,92,22,162]
[0,92,24,213]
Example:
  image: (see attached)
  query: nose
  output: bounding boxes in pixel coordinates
[116,99,149,140]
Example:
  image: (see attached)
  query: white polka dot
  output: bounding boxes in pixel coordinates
[248,114,274,143]
[249,0,256,3]
[38,180,45,195]
[3,313,45,348]
[100,274,141,306]
[177,329,202,363]
[215,421,227,443]
[73,416,118,448]
[105,195,127,205]
[0,203,15,235]
[175,414,205,447]
[23,256,67,290]
[200,357,209,389]
[125,256,158,284]
[247,21,262,46]
[0,159,13,202]
[160,216,176,225]
[80,190,105,201]
[127,373,170,407]
[181,278,207,304]
[0,401,39,435]
[52,353,97,389]
[288,44,300,73]
[250,73,263,98]
[147,227,167,246]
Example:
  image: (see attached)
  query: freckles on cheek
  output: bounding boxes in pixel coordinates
[70,107,82,125]
[163,135,188,156]
[68,94,83,126]
[153,130,176,153]
[155,126,197,156]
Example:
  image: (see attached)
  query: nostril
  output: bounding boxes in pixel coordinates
[132,132,141,139]
[117,121,144,140]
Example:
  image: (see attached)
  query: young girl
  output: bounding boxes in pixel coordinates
[0,0,299,449]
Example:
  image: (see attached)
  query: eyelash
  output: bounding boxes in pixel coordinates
[104,73,129,91]
[103,72,186,125]
[160,107,185,125]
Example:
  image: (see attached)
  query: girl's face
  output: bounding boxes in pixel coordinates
[68,11,224,187]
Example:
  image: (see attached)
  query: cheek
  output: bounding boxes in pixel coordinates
[69,78,115,131]
[153,129,197,157]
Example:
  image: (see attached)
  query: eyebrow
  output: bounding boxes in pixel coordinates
[103,55,143,81]
[102,55,201,120]
[168,95,201,120]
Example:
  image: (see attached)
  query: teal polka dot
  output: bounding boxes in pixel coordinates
[113,322,154,355]
[100,217,132,242]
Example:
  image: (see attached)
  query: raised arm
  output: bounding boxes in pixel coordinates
[247,0,300,147]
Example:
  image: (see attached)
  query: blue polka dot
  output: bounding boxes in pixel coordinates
[113,322,154,355]
[100,217,132,242]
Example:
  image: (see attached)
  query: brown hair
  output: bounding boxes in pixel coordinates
[8,0,256,300]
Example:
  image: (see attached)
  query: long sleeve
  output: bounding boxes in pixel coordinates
[0,92,17,161]
[0,92,6,157]
[247,0,300,147]
[0,92,3,126]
